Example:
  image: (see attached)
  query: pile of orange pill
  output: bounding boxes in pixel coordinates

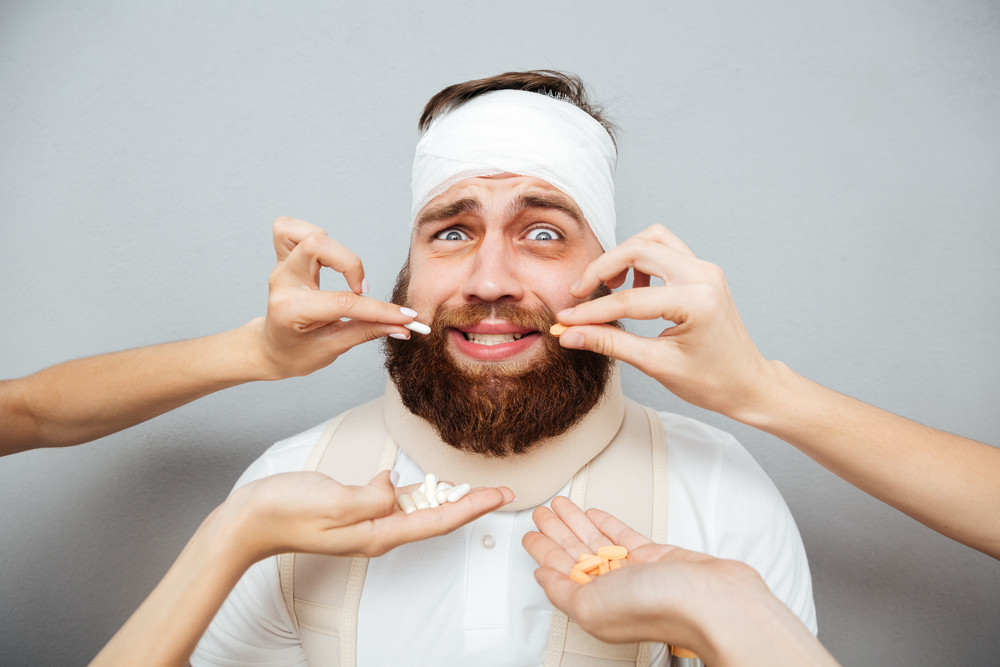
[569,545,628,583]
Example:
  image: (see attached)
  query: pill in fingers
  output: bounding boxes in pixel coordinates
[404,321,431,335]
[549,323,568,336]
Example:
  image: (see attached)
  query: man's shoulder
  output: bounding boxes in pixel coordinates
[230,415,342,490]
[632,402,740,451]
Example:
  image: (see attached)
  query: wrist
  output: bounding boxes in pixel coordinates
[201,493,266,573]
[235,317,286,382]
[726,359,798,429]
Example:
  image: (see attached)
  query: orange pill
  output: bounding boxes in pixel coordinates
[577,553,597,562]
[575,555,604,572]
[549,323,568,336]
[671,646,699,659]
[598,560,610,575]
[608,559,622,571]
[597,545,629,560]
[569,569,593,584]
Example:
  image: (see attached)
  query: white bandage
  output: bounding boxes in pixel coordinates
[411,89,617,250]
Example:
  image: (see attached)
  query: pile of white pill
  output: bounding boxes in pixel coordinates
[397,473,471,514]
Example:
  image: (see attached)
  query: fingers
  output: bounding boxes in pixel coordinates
[365,486,514,556]
[584,508,655,553]
[272,216,330,260]
[570,225,700,298]
[271,290,419,332]
[532,566,583,615]
[522,530,578,573]
[272,216,371,295]
[321,472,397,525]
[560,284,697,327]
[549,496,617,554]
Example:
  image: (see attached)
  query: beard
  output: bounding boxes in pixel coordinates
[383,263,616,458]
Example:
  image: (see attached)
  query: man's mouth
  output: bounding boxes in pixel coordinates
[449,323,543,362]
[462,332,528,346]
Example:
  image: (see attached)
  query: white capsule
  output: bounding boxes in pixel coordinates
[397,494,417,514]
[445,483,471,503]
[411,489,431,509]
[404,320,431,335]
[435,482,453,505]
[421,473,438,498]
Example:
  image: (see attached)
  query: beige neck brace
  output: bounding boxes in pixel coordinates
[383,366,625,511]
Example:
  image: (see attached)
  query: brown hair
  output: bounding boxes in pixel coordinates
[418,70,617,149]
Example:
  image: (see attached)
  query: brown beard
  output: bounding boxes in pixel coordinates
[383,264,615,458]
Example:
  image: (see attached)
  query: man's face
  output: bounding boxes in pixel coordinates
[384,174,614,457]
[406,174,605,369]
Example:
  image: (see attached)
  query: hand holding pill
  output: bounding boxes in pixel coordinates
[226,469,513,563]
[523,497,727,653]
[254,217,432,380]
[550,224,772,421]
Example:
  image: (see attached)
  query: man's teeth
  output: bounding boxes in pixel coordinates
[464,332,526,346]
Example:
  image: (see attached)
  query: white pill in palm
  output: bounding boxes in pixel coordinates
[411,489,431,509]
[445,483,471,503]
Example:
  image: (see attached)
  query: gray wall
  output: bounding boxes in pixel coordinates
[2,1,998,664]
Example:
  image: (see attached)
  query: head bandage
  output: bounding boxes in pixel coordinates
[411,89,617,250]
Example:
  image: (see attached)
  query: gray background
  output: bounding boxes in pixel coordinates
[2,1,998,664]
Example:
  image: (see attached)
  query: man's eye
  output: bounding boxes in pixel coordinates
[525,228,560,241]
[435,229,469,241]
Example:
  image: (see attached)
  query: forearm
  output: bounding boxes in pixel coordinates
[694,584,838,667]
[735,361,1000,558]
[89,505,251,667]
[1,319,271,455]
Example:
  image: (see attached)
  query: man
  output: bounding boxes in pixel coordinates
[193,71,815,665]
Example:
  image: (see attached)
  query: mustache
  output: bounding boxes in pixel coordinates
[432,302,556,332]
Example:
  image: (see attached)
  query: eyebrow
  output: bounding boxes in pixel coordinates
[414,192,587,233]
[414,197,484,231]
[507,194,586,231]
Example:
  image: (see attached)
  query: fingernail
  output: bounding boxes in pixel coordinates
[570,280,581,293]
[562,333,585,349]
[389,470,400,486]
[558,307,575,318]
[400,306,418,318]
[404,321,431,335]
[361,278,370,295]
[389,332,409,340]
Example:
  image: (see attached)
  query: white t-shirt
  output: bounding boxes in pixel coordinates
[192,411,816,666]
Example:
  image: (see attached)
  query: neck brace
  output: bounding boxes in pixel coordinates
[411,89,618,251]
[384,366,625,511]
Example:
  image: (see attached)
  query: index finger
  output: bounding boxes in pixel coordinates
[570,237,702,299]
[584,507,655,552]
[272,216,330,260]
[271,228,367,294]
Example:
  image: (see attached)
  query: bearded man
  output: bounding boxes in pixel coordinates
[193,71,815,666]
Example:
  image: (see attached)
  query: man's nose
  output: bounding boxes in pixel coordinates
[460,235,525,303]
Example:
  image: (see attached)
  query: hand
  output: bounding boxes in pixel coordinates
[524,497,755,649]
[252,217,425,379]
[554,224,773,420]
[223,470,515,565]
